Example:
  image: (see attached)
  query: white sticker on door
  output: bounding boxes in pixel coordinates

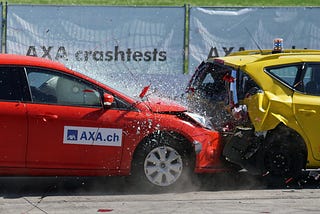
[63,126,122,147]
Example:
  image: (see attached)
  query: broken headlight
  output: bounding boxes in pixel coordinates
[184,112,213,129]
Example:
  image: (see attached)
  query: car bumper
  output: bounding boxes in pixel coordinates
[222,128,264,175]
[192,128,231,173]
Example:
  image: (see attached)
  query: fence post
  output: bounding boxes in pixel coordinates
[1,2,6,54]
[183,4,190,74]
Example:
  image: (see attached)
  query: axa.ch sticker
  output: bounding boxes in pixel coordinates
[64,126,122,147]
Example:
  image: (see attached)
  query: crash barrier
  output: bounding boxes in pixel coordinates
[4,5,320,97]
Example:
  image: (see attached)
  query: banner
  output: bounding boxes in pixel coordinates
[189,7,320,73]
[6,5,186,97]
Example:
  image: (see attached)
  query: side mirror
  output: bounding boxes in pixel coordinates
[103,93,114,107]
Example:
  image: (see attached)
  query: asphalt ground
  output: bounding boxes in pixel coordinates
[0,172,319,214]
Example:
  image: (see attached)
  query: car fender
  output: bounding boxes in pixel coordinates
[245,91,292,131]
[120,114,223,173]
[245,91,314,166]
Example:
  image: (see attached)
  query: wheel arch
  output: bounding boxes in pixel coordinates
[133,130,195,158]
[264,123,308,168]
[131,130,196,171]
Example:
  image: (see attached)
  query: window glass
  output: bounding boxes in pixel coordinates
[266,65,299,87]
[237,70,259,100]
[112,96,133,110]
[0,67,25,101]
[27,68,101,107]
[196,65,227,101]
[304,64,320,95]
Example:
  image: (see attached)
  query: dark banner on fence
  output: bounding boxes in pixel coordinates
[6,5,186,97]
[188,7,320,72]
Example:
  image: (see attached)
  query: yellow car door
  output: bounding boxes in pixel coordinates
[293,64,320,162]
[293,93,320,162]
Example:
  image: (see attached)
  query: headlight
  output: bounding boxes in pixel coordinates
[184,112,212,129]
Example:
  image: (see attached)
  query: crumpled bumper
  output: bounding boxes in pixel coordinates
[222,127,264,175]
[192,129,232,173]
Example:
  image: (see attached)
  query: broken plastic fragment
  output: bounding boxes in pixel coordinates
[97,209,113,212]
[285,177,293,184]
[223,74,235,83]
[139,85,150,98]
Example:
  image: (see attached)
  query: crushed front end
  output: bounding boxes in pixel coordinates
[185,59,264,174]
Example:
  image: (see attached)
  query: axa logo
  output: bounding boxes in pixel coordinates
[67,130,78,141]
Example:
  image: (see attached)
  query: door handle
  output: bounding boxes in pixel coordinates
[35,114,59,121]
[298,109,316,114]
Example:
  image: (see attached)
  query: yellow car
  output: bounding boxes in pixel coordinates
[186,49,320,183]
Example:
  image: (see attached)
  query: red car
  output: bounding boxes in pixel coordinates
[0,54,228,190]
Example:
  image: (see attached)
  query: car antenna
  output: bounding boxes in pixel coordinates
[245,27,263,54]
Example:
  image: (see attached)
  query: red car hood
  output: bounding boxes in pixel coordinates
[142,97,187,113]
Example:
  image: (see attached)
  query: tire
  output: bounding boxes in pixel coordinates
[261,126,306,187]
[129,132,195,192]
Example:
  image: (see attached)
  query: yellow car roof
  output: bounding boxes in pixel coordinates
[208,49,320,68]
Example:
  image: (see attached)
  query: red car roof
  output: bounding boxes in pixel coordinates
[0,54,140,104]
[0,54,68,71]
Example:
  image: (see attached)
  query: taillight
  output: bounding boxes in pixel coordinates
[213,58,225,65]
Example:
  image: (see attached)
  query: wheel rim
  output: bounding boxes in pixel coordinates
[144,146,183,187]
[264,146,291,176]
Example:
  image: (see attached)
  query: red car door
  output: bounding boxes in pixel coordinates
[0,102,27,168]
[25,68,123,171]
[0,67,28,168]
